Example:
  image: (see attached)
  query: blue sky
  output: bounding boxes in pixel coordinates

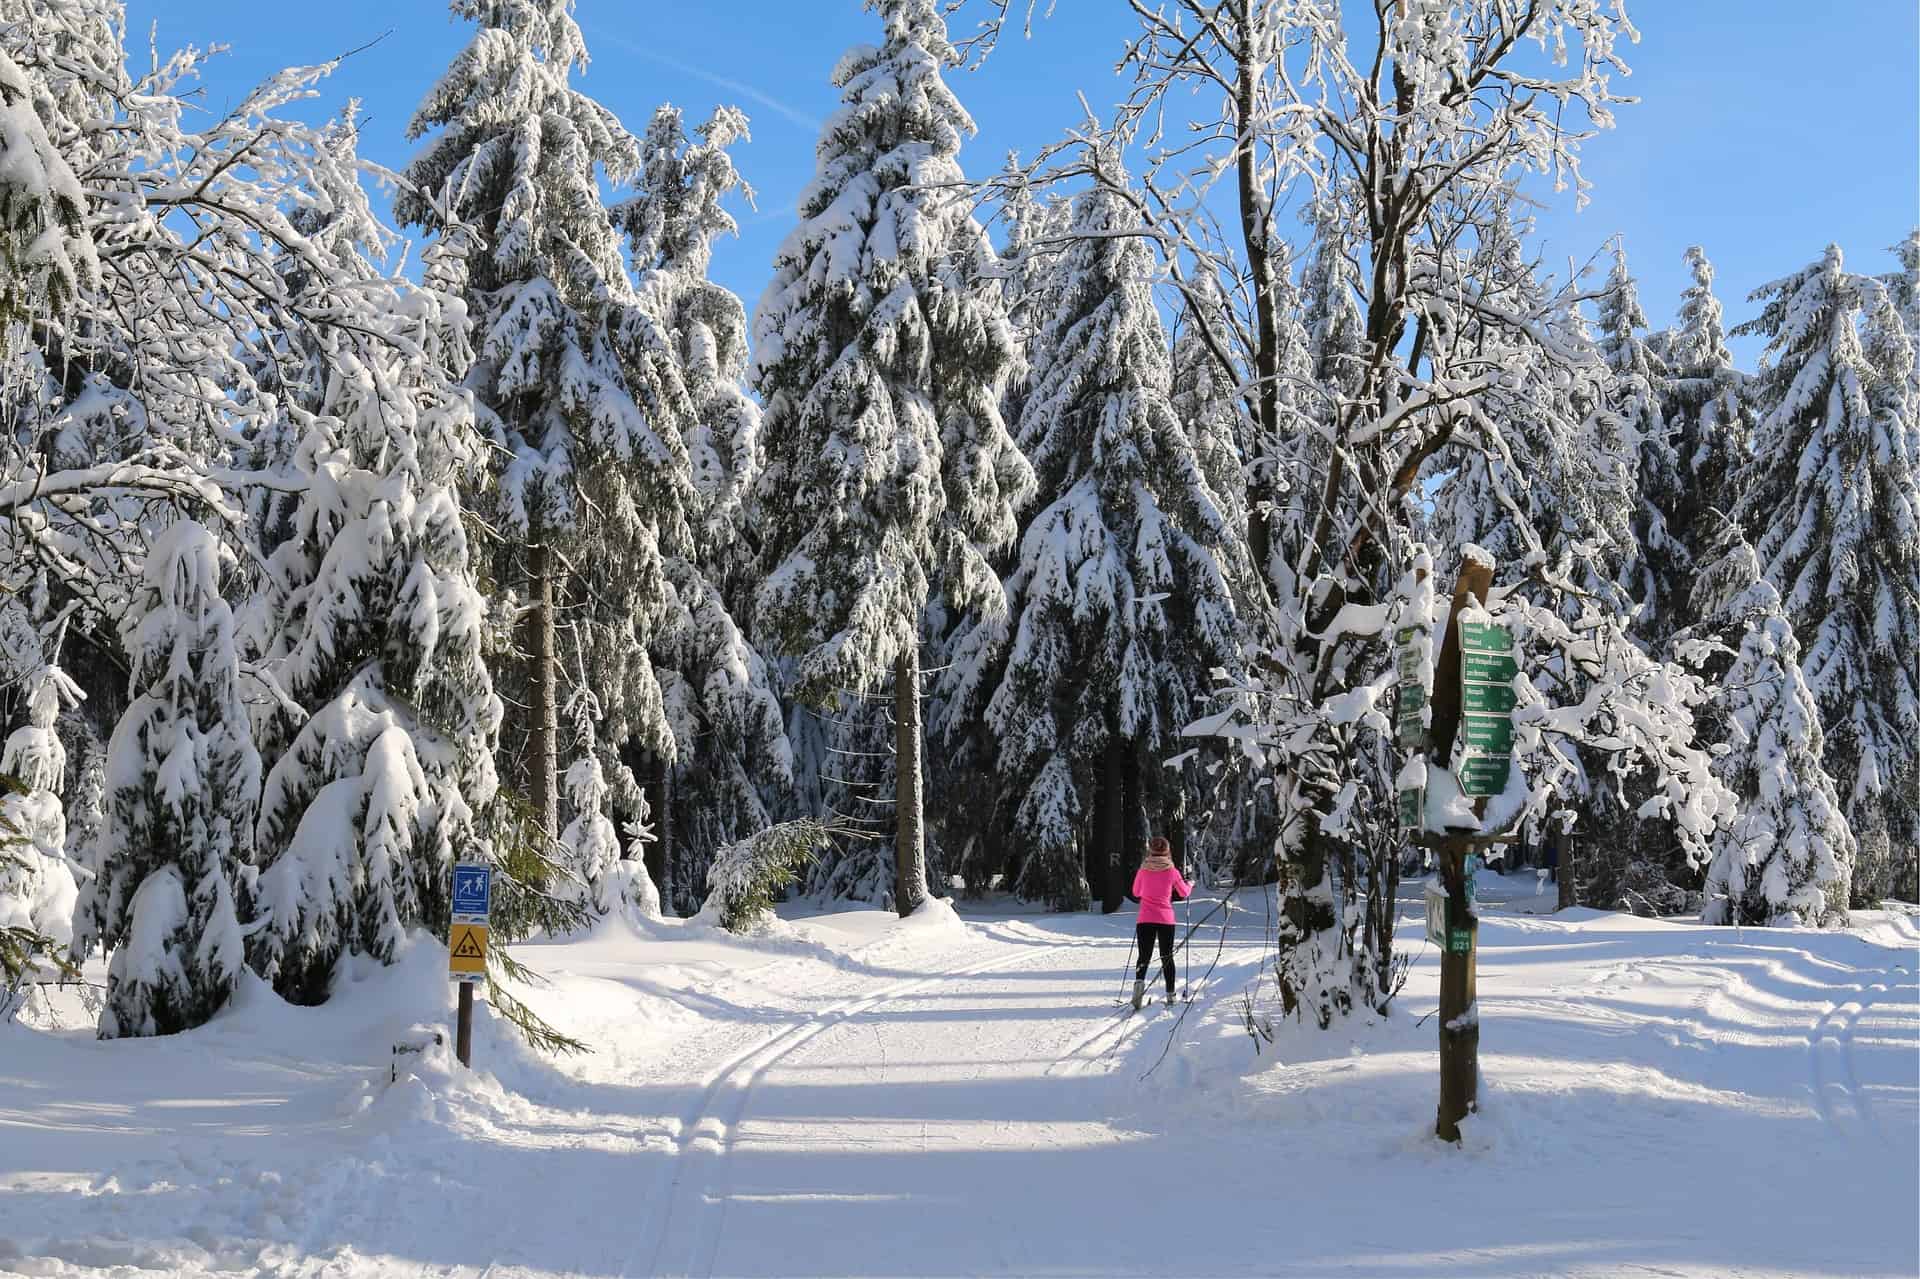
[128,1,1917,363]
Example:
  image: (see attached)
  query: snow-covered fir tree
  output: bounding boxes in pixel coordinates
[1171,272,1256,604]
[399,0,685,849]
[1733,245,1920,906]
[1686,518,1851,925]
[1597,244,1684,645]
[613,103,791,909]
[1655,245,1747,531]
[83,522,258,1038]
[0,661,83,952]
[942,178,1244,911]
[242,203,504,1004]
[993,168,1069,435]
[751,0,1030,913]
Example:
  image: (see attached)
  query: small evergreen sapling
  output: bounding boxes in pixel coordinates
[84,522,259,1038]
[703,820,826,934]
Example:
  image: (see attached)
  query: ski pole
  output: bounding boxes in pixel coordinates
[1119,932,1136,1004]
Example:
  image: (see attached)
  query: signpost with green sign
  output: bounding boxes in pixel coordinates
[1457,615,1516,798]
[1395,623,1432,832]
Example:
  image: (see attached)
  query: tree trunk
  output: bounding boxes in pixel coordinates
[893,643,928,918]
[1557,830,1576,912]
[526,538,559,843]
[1099,733,1127,914]
[1233,34,1279,581]
[647,752,671,905]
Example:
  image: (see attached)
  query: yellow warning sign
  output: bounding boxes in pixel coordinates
[449,923,488,979]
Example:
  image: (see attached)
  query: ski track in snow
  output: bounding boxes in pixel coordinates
[632,923,1170,1279]
[630,940,1048,1279]
[5,890,1918,1278]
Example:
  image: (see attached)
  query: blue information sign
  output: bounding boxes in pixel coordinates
[452,864,492,920]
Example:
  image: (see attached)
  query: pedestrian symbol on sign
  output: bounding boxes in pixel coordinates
[452,864,491,920]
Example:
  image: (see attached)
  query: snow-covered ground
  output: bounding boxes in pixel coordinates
[3,874,1916,1278]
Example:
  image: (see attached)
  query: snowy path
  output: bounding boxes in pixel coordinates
[2,889,1916,1278]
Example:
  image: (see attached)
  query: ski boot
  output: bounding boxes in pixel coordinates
[1132,978,1145,1011]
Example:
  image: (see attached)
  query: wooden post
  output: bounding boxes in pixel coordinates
[1428,556,1494,1143]
[456,981,473,1068]
[1097,733,1126,912]
[1557,828,1576,912]
[893,642,928,918]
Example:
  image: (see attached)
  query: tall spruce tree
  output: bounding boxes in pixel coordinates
[614,104,791,909]
[944,179,1244,911]
[399,0,686,854]
[1657,246,1747,526]
[1734,245,1920,907]
[750,0,1030,915]
[1598,244,1685,645]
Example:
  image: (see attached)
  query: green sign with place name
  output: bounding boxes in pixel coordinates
[1462,680,1518,714]
[1460,620,1514,652]
[1396,623,1430,750]
[1461,650,1520,684]
[1459,752,1512,797]
[1461,713,1515,752]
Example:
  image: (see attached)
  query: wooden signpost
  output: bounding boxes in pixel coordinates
[1397,553,1519,1143]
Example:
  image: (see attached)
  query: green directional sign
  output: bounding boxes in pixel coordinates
[1396,626,1421,646]
[1461,713,1515,752]
[1462,680,1518,714]
[1400,681,1428,711]
[1462,650,1519,684]
[1397,703,1426,748]
[1398,786,1424,829]
[1460,620,1514,652]
[1459,752,1512,797]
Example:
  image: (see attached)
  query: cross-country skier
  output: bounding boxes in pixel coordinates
[1127,836,1190,1009]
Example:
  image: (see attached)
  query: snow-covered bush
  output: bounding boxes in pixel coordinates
[703,820,827,934]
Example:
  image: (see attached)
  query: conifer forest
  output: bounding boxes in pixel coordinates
[0,3,1915,1277]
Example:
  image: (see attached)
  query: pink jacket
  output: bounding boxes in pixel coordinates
[1131,864,1192,926]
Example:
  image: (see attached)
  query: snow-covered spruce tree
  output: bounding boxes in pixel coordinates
[555,685,625,918]
[613,103,791,907]
[1885,230,1920,346]
[1684,517,1850,925]
[751,0,1030,914]
[399,0,684,851]
[82,522,258,1038]
[993,167,1069,435]
[1597,244,1684,645]
[1655,246,1747,547]
[1733,246,1920,907]
[943,179,1244,911]
[0,662,83,954]
[242,215,505,1004]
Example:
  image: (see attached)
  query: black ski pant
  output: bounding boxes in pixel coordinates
[1134,922,1176,992]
